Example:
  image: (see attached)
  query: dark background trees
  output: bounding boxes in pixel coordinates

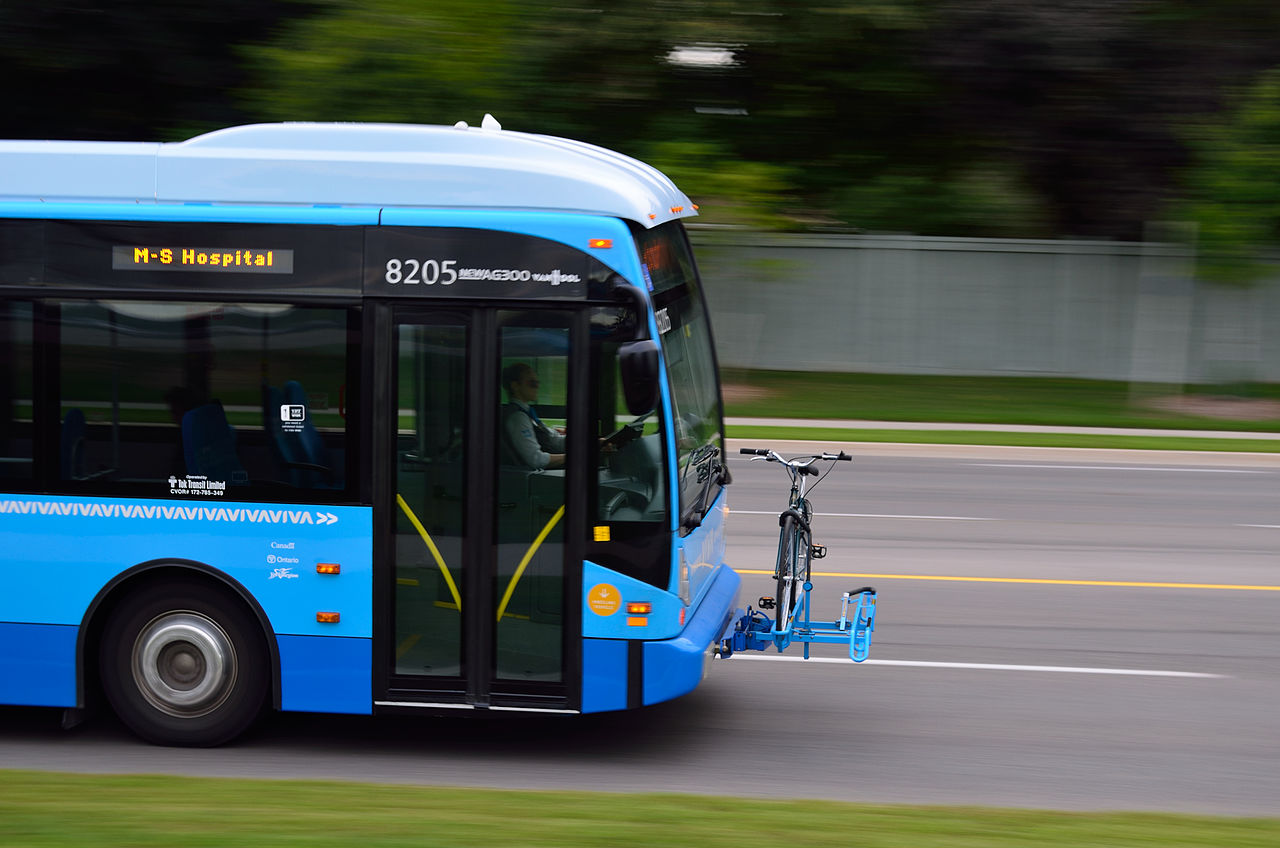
[0,0,310,140]
[6,0,1280,259]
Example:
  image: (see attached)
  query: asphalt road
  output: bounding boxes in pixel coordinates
[2,441,1278,815]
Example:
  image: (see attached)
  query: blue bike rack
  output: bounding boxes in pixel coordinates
[719,584,878,662]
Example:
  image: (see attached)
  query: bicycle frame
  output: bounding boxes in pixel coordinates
[720,448,878,662]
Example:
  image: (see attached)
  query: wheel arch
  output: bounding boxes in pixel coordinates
[76,559,281,712]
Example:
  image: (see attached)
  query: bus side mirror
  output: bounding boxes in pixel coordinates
[609,278,649,342]
[618,339,660,416]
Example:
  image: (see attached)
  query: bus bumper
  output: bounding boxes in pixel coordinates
[580,564,741,712]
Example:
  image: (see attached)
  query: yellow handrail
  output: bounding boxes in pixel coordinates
[395,493,462,610]
[496,504,565,622]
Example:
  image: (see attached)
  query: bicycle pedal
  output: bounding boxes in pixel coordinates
[810,544,827,559]
[757,596,776,610]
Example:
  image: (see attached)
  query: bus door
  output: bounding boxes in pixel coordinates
[378,306,582,711]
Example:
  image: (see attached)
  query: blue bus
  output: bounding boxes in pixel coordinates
[0,119,736,745]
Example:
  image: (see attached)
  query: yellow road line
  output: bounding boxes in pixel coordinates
[734,569,1280,591]
[497,504,566,622]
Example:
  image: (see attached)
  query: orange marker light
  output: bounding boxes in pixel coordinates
[316,563,341,575]
[670,206,684,213]
[626,602,652,615]
[316,612,341,624]
[588,239,613,249]
[626,616,648,627]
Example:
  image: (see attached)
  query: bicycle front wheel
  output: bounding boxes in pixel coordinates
[774,516,808,632]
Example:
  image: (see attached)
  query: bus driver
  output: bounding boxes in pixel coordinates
[501,362,565,470]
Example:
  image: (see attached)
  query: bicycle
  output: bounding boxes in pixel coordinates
[722,447,878,662]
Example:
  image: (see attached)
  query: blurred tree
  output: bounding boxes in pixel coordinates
[242,0,799,226]
[1182,68,1280,285]
[242,0,518,125]
[712,1,1051,235]
[0,0,314,140]
[921,0,1280,240]
[21,0,1278,240]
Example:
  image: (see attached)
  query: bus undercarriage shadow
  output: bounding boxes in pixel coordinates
[256,691,722,757]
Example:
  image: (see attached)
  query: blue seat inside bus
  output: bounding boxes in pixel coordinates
[181,401,248,485]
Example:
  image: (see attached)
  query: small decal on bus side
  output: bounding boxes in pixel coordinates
[168,475,226,497]
[280,404,306,433]
[587,584,621,616]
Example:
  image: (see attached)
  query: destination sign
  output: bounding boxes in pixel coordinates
[111,246,294,274]
[3,220,613,298]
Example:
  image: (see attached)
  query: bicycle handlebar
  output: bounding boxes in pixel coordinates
[739,447,852,462]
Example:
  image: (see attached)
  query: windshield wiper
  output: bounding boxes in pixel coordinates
[680,445,729,532]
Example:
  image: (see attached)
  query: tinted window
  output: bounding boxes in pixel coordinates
[55,300,356,501]
[0,301,33,483]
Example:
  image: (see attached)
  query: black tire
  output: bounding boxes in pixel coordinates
[775,517,806,631]
[99,579,268,747]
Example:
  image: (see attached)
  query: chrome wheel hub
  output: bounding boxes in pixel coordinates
[132,612,237,717]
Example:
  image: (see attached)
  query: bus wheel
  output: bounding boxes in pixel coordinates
[100,580,268,747]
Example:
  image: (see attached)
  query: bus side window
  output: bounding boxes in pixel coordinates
[53,300,353,500]
[0,301,34,483]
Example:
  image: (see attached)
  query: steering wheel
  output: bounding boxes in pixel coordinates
[602,411,650,450]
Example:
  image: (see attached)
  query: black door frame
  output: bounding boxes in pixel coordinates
[371,301,586,712]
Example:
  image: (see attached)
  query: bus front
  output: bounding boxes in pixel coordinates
[578,220,737,712]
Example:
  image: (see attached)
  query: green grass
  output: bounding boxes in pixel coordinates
[1,771,1277,847]
[722,370,1280,431]
[721,370,1280,448]
[727,426,1280,452]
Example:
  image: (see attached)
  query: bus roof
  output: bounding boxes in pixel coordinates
[0,120,697,229]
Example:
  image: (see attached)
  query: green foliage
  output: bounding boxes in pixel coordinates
[241,0,520,124]
[827,161,1050,237]
[640,141,795,229]
[14,0,1280,244]
[1181,68,1280,285]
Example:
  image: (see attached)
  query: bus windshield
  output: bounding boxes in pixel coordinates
[636,223,725,531]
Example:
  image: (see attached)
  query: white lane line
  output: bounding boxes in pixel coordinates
[727,654,1225,678]
[1238,524,1280,529]
[967,463,1269,474]
[729,510,996,521]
